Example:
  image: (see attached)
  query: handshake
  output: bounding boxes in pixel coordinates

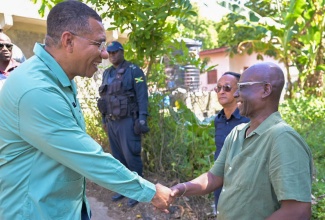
[151,183,187,213]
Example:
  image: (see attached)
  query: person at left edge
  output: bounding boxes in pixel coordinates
[98,41,150,208]
[0,1,172,220]
[0,31,20,89]
[0,29,26,64]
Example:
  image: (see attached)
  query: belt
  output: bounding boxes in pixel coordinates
[105,115,120,121]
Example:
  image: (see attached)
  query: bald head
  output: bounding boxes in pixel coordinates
[0,33,11,43]
[243,62,284,102]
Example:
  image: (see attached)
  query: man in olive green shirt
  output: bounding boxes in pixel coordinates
[0,2,171,219]
[171,62,313,220]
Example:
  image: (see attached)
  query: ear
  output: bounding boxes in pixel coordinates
[261,83,272,98]
[61,31,74,53]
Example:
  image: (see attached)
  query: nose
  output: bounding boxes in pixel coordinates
[1,45,9,51]
[101,50,109,59]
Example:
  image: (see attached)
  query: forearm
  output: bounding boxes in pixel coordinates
[172,172,223,197]
[266,200,311,220]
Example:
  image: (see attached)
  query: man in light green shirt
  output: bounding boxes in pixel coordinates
[170,62,313,220]
[0,1,171,219]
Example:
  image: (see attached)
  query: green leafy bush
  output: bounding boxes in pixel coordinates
[76,75,110,152]
[142,93,215,180]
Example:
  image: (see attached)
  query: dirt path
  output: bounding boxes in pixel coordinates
[86,177,216,220]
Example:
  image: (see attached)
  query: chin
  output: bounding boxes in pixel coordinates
[218,99,227,105]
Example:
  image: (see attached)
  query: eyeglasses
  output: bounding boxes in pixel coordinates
[69,32,106,52]
[237,81,267,91]
[0,43,13,51]
[214,85,232,93]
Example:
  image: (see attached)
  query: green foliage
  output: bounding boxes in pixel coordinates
[32,0,58,16]
[75,74,110,152]
[280,96,325,219]
[84,110,110,152]
[95,0,198,83]
[215,13,268,56]
[142,93,215,180]
[216,0,325,97]
[312,180,325,219]
[175,3,219,50]
[33,0,207,85]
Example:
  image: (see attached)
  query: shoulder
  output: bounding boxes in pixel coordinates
[103,66,114,75]
[126,62,145,78]
[127,62,142,72]
[214,109,225,121]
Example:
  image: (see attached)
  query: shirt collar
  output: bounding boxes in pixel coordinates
[253,111,282,135]
[242,111,282,138]
[217,108,242,119]
[0,59,20,76]
[33,43,73,89]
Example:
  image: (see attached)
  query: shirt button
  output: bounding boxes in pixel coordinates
[222,189,225,192]
[229,166,232,170]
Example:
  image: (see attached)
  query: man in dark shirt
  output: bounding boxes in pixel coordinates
[213,72,249,211]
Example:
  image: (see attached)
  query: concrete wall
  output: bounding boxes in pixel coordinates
[200,51,230,92]
[200,51,287,91]
[5,23,46,59]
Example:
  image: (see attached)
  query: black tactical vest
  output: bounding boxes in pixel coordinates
[97,62,137,119]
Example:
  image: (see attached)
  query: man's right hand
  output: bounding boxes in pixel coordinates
[170,183,186,197]
[151,183,173,213]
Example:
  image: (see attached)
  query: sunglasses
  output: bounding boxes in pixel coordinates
[0,43,13,51]
[214,85,232,93]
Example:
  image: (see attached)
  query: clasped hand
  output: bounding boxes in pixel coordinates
[151,183,186,213]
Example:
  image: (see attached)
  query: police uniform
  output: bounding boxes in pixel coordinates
[98,60,149,177]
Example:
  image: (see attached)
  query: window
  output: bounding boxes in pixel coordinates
[207,69,217,84]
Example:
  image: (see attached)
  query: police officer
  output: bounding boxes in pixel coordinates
[98,41,149,207]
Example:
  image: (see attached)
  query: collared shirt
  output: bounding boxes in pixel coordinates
[214,108,249,159]
[0,43,155,219]
[210,112,313,220]
[0,58,20,89]
[0,58,20,76]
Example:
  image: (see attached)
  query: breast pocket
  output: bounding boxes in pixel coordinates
[231,155,268,190]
